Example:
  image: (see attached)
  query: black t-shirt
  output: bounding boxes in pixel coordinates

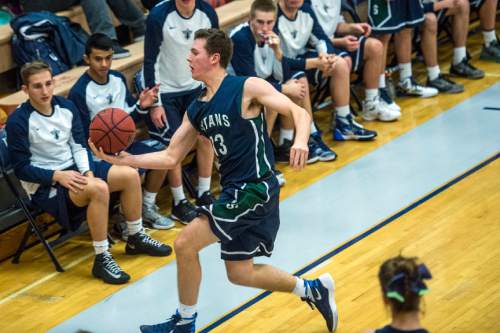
[375,326,429,333]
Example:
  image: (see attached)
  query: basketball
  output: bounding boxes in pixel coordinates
[89,108,136,154]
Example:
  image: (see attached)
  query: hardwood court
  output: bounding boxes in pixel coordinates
[0,25,499,333]
[206,155,500,333]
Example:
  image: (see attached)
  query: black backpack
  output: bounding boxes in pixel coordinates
[10,11,88,75]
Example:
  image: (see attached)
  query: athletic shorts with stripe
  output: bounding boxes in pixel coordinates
[198,174,281,261]
[369,0,425,34]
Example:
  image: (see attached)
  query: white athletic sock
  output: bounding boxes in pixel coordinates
[127,218,143,236]
[335,105,350,118]
[171,185,186,206]
[93,239,109,255]
[143,190,157,208]
[379,74,386,89]
[427,65,441,81]
[483,30,497,47]
[279,128,294,145]
[310,122,319,135]
[198,176,211,198]
[365,88,378,101]
[398,62,412,81]
[292,277,307,298]
[178,303,197,318]
[453,47,466,65]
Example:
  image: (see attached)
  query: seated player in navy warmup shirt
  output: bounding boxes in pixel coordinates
[6,61,171,285]
[363,256,432,333]
[229,0,337,165]
[68,33,174,231]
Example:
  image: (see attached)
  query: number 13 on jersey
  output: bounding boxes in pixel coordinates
[209,133,228,157]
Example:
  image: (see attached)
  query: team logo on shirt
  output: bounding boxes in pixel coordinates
[106,94,113,104]
[50,128,61,140]
[291,30,298,39]
[182,28,193,40]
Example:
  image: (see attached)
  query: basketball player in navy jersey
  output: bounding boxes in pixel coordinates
[91,29,339,332]
[7,61,171,286]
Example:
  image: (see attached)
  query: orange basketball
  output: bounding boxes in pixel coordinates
[89,108,136,154]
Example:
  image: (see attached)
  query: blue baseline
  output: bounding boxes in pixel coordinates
[199,152,500,332]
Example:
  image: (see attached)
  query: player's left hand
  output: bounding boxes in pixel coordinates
[88,139,130,166]
[139,84,160,109]
[352,23,371,37]
[289,142,308,170]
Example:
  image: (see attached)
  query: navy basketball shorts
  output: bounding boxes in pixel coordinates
[470,0,485,8]
[144,86,203,146]
[198,176,281,261]
[339,35,368,73]
[369,0,425,34]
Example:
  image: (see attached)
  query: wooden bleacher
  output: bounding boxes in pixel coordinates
[0,0,252,114]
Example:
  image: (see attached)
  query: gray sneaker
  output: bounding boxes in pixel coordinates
[480,40,500,63]
[427,75,464,94]
[449,58,484,79]
[143,205,175,230]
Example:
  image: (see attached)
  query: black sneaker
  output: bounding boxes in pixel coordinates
[112,40,131,59]
[92,251,130,284]
[196,190,216,207]
[480,40,500,62]
[449,58,484,79]
[275,139,292,163]
[126,232,172,256]
[427,74,464,94]
[171,199,198,224]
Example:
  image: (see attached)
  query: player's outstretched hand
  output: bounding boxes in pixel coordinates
[53,170,88,193]
[88,139,130,166]
[289,142,308,170]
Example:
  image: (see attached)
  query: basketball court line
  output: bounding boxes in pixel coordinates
[49,83,500,333]
[199,152,499,332]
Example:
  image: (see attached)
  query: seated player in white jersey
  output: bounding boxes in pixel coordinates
[143,0,220,224]
[420,0,483,92]
[229,0,337,164]
[6,61,171,285]
[68,33,174,231]
[276,0,378,142]
[307,0,400,122]
[91,28,339,333]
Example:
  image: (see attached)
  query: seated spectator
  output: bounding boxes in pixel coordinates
[308,0,400,122]
[421,0,483,90]
[229,0,337,164]
[363,255,432,333]
[68,33,174,231]
[368,0,438,104]
[142,0,219,223]
[19,0,146,59]
[471,0,500,62]
[6,61,171,284]
[276,0,378,142]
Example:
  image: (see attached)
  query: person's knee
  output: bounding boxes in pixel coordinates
[331,57,350,80]
[226,267,250,286]
[119,166,141,187]
[174,232,196,256]
[457,0,470,15]
[424,13,438,35]
[365,38,383,58]
[86,178,109,199]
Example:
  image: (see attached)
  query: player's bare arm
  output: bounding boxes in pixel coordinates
[89,115,198,170]
[242,77,310,169]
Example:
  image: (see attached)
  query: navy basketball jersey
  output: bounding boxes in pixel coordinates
[187,75,274,186]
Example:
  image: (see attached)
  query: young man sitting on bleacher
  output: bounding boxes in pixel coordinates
[142,0,219,223]
[229,0,337,164]
[307,0,401,122]
[421,0,484,89]
[19,0,146,59]
[68,33,174,231]
[276,0,378,141]
[6,61,171,284]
